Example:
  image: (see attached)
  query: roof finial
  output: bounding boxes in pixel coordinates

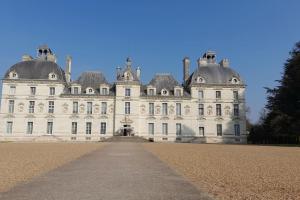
[126,57,132,68]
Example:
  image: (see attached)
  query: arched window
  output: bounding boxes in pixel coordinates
[161,89,169,96]
[196,76,205,83]
[231,77,239,84]
[9,71,18,79]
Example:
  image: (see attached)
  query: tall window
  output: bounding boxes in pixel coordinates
[8,100,14,113]
[148,89,154,96]
[162,123,168,135]
[149,103,154,115]
[125,88,131,97]
[9,86,16,95]
[175,89,181,97]
[87,102,93,114]
[125,102,130,114]
[198,90,204,99]
[199,127,205,136]
[27,122,33,134]
[72,122,77,134]
[217,124,222,136]
[162,103,168,115]
[29,101,35,113]
[176,123,182,136]
[86,122,92,134]
[6,121,13,134]
[198,104,204,116]
[148,123,154,135]
[234,104,239,116]
[49,87,55,95]
[233,91,239,100]
[73,102,78,114]
[101,102,107,114]
[48,101,54,113]
[73,87,79,94]
[30,87,36,95]
[47,122,53,134]
[216,104,222,116]
[102,88,108,95]
[216,91,221,99]
[100,122,106,134]
[234,124,240,136]
[176,103,181,116]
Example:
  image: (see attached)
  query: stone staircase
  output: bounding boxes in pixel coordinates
[102,136,150,143]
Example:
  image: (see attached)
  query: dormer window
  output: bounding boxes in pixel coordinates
[86,87,94,94]
[102,88,108,95]
[196,76,205,83]
[149,89,154,96]
[161,89,169,96]
[175,89,182,97]
[49,73,57,80]
[231,77,239,84]
[9,71,18,79]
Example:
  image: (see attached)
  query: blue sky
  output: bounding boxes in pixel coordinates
[0,0,300,122]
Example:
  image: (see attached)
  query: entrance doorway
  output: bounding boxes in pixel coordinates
[123,125,131,136]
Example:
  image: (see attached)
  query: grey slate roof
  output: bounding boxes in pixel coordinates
[148,74,180,94]
[76,71,108,92]
[4,60,66,81]
[187,63,244,85]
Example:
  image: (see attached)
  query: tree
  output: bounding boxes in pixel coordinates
[263,42,300,143]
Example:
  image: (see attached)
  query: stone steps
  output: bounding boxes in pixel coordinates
[102,136,150,143]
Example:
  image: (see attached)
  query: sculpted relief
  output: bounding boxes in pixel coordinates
[169,105,174,115]
[225,106,231,116]
[79,104,85,113]
[109,104,114,113]
[140,104,146,114]
[207,105,213,115]
[94,104,100,114]
[38,103,44,113]
[62,103,68,113]
[155,105,161,115]
[184,105,190,115]
[18,102,24,112]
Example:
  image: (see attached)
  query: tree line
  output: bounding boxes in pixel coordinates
[248,42,300,144]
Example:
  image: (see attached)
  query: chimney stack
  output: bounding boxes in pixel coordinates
[220,58,229,67]
[136,66,141,80]
[183,57,190,82]
[65,56,72,83]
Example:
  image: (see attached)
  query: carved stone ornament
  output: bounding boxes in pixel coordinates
[38,103,44,113]
[94,104,100,114]
[207,105,213,115]
[184,105,190,115]
[62,103,68,113]
[79,104,85,113]
[169,105,174,115]
[140,104,146,114]
[225,106,231,116]
[109,104,114,113]
[155,105,161,115]
[18,102,24,112]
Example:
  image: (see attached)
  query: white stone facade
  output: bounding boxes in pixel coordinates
[0,46,247,143]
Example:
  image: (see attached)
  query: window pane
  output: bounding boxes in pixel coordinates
[216,104,222,116]
[216,91,221,99]
[73,102,78,114]
[86,122,92,134]
[100,122,106,134]
[48,101,54,113]
[148,123,154,135]
[29,101,35,113]
[101,102,107,114]
[50,87,55,95]
[9,100,14,113]
[199,127,205,136]
[72,122,77,134]
[27,122,33,134]
[217,124,222,136]
[198,90,203,99]
[162,123,168,135]
[162,103,168,115]
[176,103,181,116]
[47,122,53,134]
[87,102,92,114]
[125,102,130,114]
[6,122,13,134]
[198,104,204,116]
[30,87,36,95]
[125,88,131,97]
[176,123,181,135]
[149,103,154,115]
[234,124,240,136]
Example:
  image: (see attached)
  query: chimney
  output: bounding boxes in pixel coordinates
[220,58,229,67]
[116,66,122,79]
[183,57,190,82]
[197,57,207,68]
[65,56,72,82]
[136,66,141,80]
[22,55,33,61]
